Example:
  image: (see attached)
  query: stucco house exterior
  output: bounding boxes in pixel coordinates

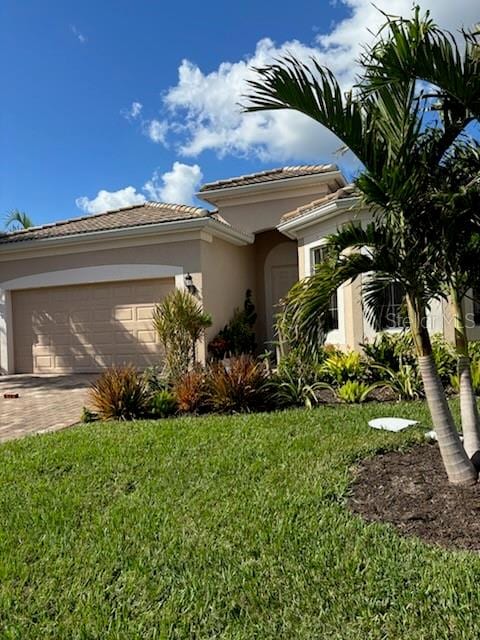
[0,164,466,375]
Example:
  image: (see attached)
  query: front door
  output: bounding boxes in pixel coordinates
[267,263,298,342]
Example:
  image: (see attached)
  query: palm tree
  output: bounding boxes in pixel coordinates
[361,9,480,464]
[361,9,480,121]
[153,289,212,380]
[4,209,33,231]
[286,217,478,486]
[244,10,478,484]
[418,144,480,464]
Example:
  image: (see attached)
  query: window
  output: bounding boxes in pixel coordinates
[378,282,404,329]
[311,245,339,330]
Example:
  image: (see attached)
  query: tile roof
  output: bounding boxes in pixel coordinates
[199,164,339,192]
[0,202,213,245]
[280,184,359,224]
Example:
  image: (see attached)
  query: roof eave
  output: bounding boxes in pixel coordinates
[0,217,254,255]
[277,197,363,238]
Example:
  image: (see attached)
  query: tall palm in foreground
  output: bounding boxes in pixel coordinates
[420,145,480,463]
[4,209,33,231]
[362,10,480,463]
[245,10,478,484]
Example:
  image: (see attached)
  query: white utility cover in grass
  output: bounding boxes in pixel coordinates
[368,417,419,432]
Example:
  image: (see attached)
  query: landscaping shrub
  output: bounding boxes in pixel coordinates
[469,340,480,362]
[320,351,367,385]
[335,380,382,404]
[149,390,178,418]
[269,344,331,409]
[269,369,325,409]
[431,333,457,384]
[153,289,212,380]
[143,365,169,393]
[373,363,423,400]
[208,290,257,359]
[88,365,150,420]
[205,355,268,413]
[173,369,208,414]
[276,346,325,385]
[361,331,415,371]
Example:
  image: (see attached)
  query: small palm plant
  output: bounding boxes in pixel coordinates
[153,289,212,380]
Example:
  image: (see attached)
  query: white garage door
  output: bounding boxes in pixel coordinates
[12,278,174,373]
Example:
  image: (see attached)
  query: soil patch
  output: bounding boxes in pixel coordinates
[349,443,480,551]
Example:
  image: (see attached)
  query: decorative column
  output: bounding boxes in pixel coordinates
[0,288,13,374]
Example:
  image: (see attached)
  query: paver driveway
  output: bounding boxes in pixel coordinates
[0,374,95,443]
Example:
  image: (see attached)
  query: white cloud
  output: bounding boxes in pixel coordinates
[145,119,169,145]
[144,162,202,204]
[76,187,146,214]
[122,101,143,120]
[71,25,87,44]
[160,0,477,164]
[76,163,203,213]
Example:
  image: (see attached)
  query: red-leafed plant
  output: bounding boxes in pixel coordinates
[88,365,149,420]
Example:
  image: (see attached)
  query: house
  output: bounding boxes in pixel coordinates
[0,164,468,375]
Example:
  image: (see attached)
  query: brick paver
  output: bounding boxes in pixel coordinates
[0,374,95,443]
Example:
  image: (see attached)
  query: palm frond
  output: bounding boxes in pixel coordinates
[244,55,391,174]
[4,209,33,231]
[362,9,480,125]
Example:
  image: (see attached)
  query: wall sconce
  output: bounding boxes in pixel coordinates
[184,272,197,294]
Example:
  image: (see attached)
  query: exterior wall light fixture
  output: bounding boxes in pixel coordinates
[184,273,197,294]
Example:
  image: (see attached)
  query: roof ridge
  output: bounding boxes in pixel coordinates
[3,201,211,238]
[199,164,339,192]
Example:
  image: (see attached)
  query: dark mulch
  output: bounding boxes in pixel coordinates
[349,442,480,551]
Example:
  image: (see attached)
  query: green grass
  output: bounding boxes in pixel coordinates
[1,401,479,639]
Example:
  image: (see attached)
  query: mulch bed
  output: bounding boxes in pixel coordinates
[349,443,480,551]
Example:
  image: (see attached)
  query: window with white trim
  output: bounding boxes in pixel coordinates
[378,282,404,329]
[311,245,339,330]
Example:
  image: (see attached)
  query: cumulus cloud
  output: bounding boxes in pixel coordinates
[76,163,202,213]
[144,162,202,204]
[122,101,143,120]
[76,186,146,214]
[145,119,169,145]
[158,0,477,164]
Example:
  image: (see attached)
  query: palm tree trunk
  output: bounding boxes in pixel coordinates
[406,293,477,485]
[450,286,480,466]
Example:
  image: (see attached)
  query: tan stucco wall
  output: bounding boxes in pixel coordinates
[293,209,372,350]
[0,239,202,283]
[210,186,332,234]
[200,236,255,351]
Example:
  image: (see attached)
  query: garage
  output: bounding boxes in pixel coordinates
[12,278,174,374]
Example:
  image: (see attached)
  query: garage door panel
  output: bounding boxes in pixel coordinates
[92,308,111,322]
[137,330,157,344]
[12,278,173,373]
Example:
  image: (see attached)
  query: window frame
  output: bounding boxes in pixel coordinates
[310,244,339,332]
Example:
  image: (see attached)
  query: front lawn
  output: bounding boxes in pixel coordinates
[1,402,479,639]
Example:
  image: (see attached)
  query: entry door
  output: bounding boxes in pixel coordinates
[268,264,299,340]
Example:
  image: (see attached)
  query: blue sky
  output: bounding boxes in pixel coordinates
[1,0,477,225]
